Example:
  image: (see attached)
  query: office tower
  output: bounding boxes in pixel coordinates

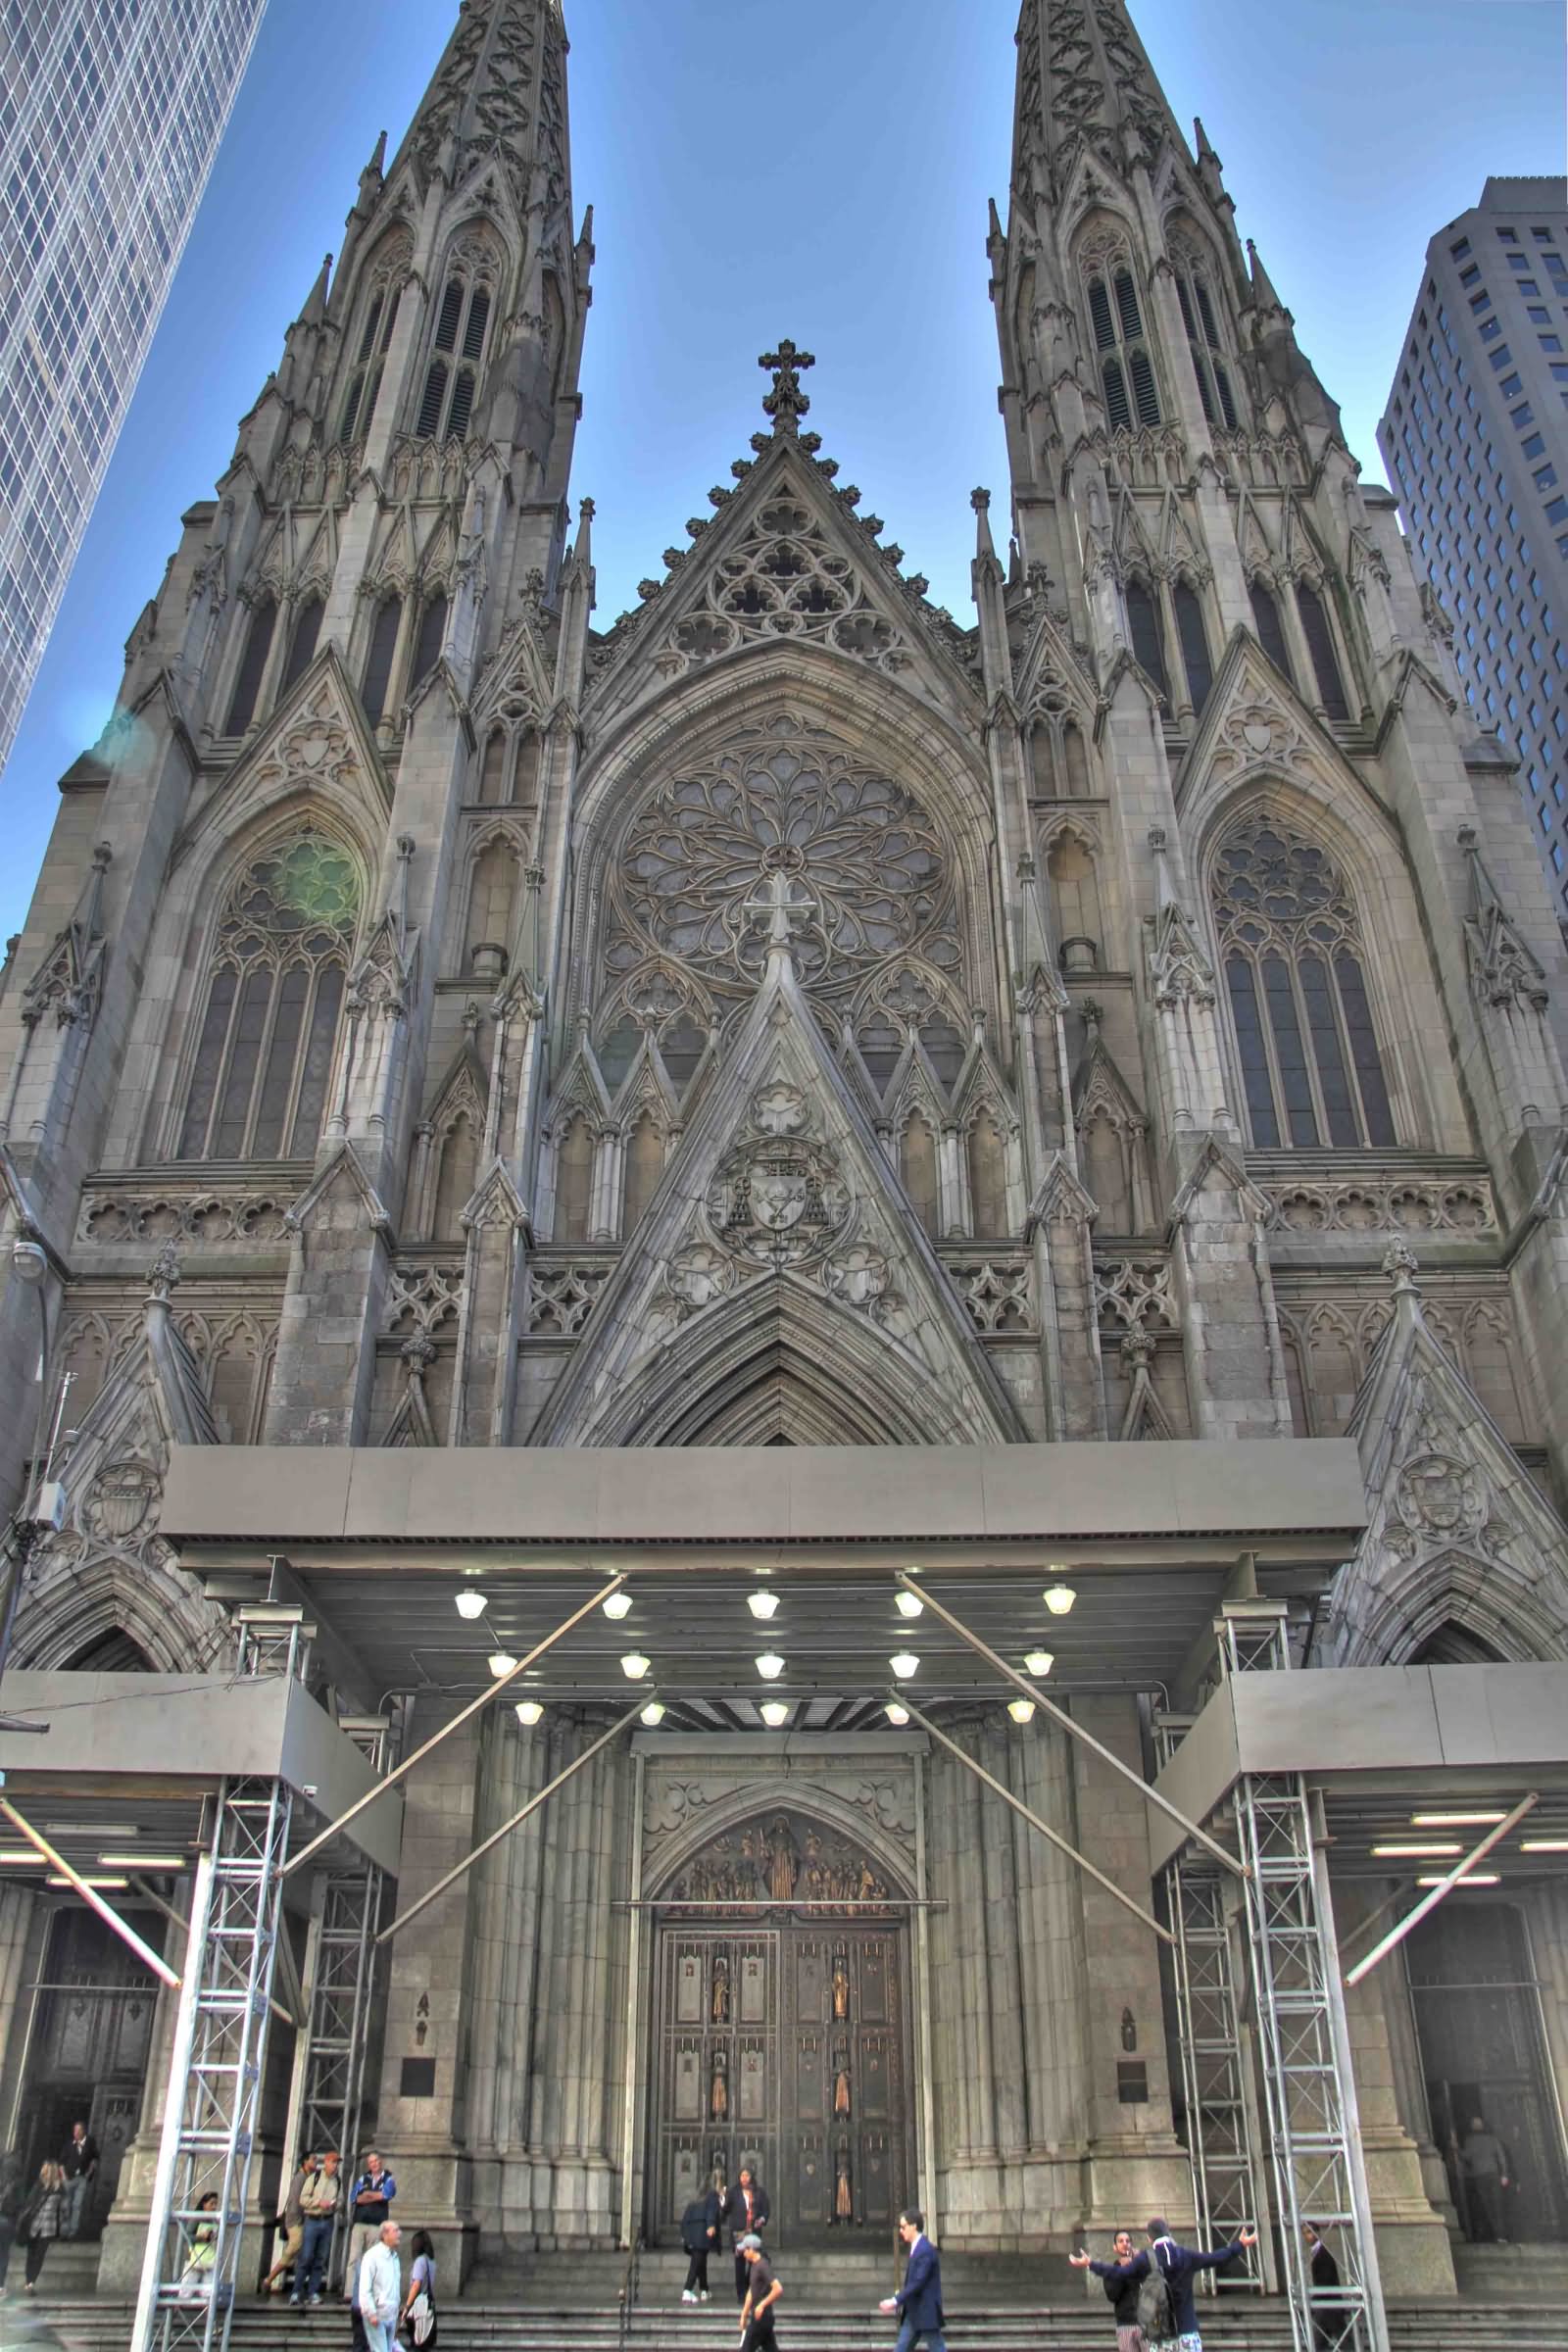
[0,0,269,773]
[1379,176,1568,910]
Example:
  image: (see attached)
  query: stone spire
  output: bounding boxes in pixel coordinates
[391,0,567,200]
[1013,0,1185,188]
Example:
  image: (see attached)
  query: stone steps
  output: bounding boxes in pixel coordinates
[15,2300,1566,2352]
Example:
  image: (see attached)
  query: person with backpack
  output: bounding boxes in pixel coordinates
[1068,2227,1147,2351]
[1128,2219,1256,2351]
[680,2168,723,2303]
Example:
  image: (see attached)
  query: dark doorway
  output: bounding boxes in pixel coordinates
[13,1906,164,2236]
[646,1811,915,2247]
[1406,1900,1568,2243]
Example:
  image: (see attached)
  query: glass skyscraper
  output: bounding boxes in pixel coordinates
[0,0,269,777]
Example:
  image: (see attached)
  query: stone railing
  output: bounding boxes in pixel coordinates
[939,1252,1036,1335]
[1255,1163,1496,1240]
[76,1168,306,1248]
[525,1254,616,1338]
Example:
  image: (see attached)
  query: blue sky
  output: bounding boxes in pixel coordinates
[3,0,1563,942]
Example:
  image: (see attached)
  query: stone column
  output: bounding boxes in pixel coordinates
[1012,1721,1093,2232]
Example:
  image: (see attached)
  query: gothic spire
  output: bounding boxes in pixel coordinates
[391,0,568,202]
[1013,0,1184,189]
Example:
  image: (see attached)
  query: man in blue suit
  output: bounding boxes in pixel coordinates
[879,2208,945,2352]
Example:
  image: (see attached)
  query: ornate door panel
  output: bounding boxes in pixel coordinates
[648,1813,914,2247]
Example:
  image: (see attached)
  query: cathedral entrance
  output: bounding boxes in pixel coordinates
[646,1810,916,2247]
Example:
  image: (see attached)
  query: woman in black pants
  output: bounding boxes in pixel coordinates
[680,2171,724,2303]
[20,2161,66,2292]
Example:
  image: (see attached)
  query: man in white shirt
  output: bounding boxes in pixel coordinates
[358,2218,403,2352]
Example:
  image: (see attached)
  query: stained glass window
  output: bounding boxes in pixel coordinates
[176,830,360,1161]
[1211,811,1396,1150]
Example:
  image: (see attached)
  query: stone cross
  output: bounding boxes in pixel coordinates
[743,868,817,963]
[760,340,814,434]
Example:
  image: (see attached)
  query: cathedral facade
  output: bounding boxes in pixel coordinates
[2,0,1567,2322]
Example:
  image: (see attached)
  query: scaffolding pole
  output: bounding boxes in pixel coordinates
[133,1775,293,2352]
[1220,1611,1387,2352]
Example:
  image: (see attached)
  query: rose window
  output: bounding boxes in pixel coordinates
[610,717,955,1000]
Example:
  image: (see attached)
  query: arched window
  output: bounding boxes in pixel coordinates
[1047,834,1102,972]
[513,729,541,805]
[224,596,276,735]
[280,595,324,696]
[1296,581,1350,721]
[361,594,402,725]
[966,1107,1008,1237]
[1087,261,1161,430]
[1062,723,1090,797]
[1173,581,1212,715]
[1125,578,1168,702]
[176,829,360,1161]
[410,593,448,689]
[416,260,494,442]
[1027,716,1056,797]
[432,1111,478,1243]
[340,256,403,444]
[1172,251,1240,429]
[1249,580,1294,684]
[478,728,509,804]
[1211,810,1396,1151]
[465,838,519,971]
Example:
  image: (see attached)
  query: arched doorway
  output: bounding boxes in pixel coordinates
[645,1808,916,2246]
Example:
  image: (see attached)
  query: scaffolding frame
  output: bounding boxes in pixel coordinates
[1219,1608,1388,2352]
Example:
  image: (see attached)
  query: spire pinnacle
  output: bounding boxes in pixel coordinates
[300,253,331,326]
[1247,238,1286,317]
[759,340,814,435]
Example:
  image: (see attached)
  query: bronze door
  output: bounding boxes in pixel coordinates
[647,1815,915,2247]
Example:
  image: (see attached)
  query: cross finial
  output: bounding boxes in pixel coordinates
[743,867,817,970]
[759,340,815,434]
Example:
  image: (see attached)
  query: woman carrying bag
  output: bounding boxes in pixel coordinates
[401,2228,437,2347]
[20,2161,66,2293]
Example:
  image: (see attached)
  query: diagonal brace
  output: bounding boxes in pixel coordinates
[376,1695,648,1948]
[894,1693,1175,1948]
[898,1572,1248,1880]
[284,1573,627,1881]
[1344,1792,1538,1988]
[128,1873,298,2031]
[0,1797,180,1988]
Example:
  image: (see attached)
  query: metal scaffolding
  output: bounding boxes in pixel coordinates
[132,1774,293,2352]
[1219,1608,1387,2352]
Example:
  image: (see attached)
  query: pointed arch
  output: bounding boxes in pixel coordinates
[13,1549,220,1674]
[1045,827,1103,975]
[964,1102,1010,1238]
[432,1110,479,1243]
[898,1102,941,1240]
[621,1106,666,1236]
[462,831,522,976]
[553,1109,597,1244]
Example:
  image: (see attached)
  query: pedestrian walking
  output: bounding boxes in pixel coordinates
[343,2150,398,2302]
[1069,2227,1146,2352]
[60,2121,98,2238]
[1124,2219,1257,2352]
[879,2208,945,2352]
[725,2163,770,2304]
[262,2148,317,2295]
[738,2231,781,2351]
[1301,2223,1341,2352]
[357,2217,403,2352]
[1459,2115,1512,2243]
[291,2147,342,2307]
[681,2167,723,2302]
[19,2161,66,2293]
[401,2227,438,2347]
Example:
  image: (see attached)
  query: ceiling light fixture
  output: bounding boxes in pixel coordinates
[48,1875,128,1890]
[1007,1698,1036,1725]
[619,1652,650,1681]
[0,1851,42,1866]
[602,1591,633,1621]
[487,1652,518,1680]
[98,1853,189,1870]
[1371,1842,1461,1858]
[895,1591,924,1620]
[455,1591,488,1620]
[760,1701,790,1729]
[1410,1810,1507,1827]
[514,1700,544,1727]
[884,1703,910,1726]
[640,1701,666,1727]
[1520,1838,1568,1852]
[1417,1872,1499,1886]
[890,1652,919,1681]
[747,1591,780,1621]
[1024,1650,1054,1678]
[755,1652,785,1682]
[1043,1583,1077,1616]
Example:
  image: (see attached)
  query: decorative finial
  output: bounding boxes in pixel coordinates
[1382,1239,1420,1296]
[577,496,595,524]
[970,487,990,513]
[759,340,815,434]
[147,1239,182,1301]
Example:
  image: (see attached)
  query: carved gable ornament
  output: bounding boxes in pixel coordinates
[660,1810,898,1916]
